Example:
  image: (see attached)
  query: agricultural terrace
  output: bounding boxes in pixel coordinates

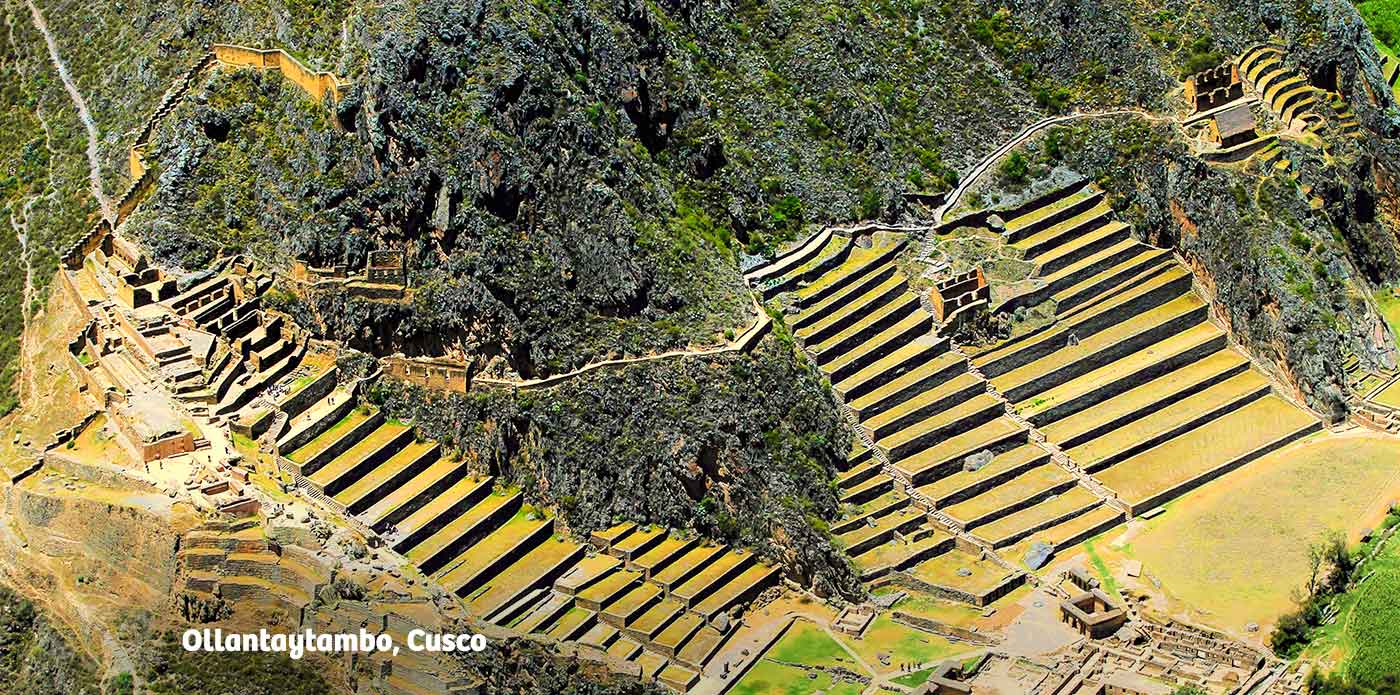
[1118,433,1400,634]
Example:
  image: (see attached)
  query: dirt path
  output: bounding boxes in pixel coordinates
[25,0,115,222]
[9,201,38,404]
[935,109,1169,225]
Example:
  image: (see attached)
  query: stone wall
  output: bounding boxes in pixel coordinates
[211,44,347,103]
[879,568,1027,607]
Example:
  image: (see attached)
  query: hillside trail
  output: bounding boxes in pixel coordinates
[25,0,115,223]
[935,108,1175,225]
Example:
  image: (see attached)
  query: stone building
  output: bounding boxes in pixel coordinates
[1186,62,1243,112]
[1059,589,1128,638]
[1209,104,1258,148]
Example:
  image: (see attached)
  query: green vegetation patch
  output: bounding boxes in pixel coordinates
[766,620,858,670]
[729,659,864,695]
[1360,1,1400,53]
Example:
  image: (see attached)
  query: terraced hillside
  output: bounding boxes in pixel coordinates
[759,182,1322,588]
[277,395,781,692]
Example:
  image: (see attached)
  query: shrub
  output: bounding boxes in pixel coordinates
[999,151,1030,183]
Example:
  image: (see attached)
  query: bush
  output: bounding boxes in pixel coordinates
[999,151,1030,183]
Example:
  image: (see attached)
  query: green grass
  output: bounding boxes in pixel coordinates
[1305,518,1400,687]
[1082,536,1120,596]
[765,620,856,670]
[835,614,971,672]
[729,660,864,695]
[1376,287,1400,342]
[729,620,867,695]
[892,666,936,687]
[1360,1,1400,54]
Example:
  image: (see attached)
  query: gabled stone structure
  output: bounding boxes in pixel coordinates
[1209,103,1258,148]
[366,249,407,285]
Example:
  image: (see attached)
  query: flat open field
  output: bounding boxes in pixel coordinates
[1121,432,1400,634]
[728,620,866,695]
[728,660,863,695]
[833,613,972,673]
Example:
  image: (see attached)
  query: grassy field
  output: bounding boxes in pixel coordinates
[1120,433,1400,633]
[728,620,866,695]
[766,620,858,669]
[728,660,864,695]
[834,614,972,672]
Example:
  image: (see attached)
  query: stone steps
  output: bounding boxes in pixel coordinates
[745,228,835,284]
[333,440,440,514]
[913,443,1050,509]
[1096,395,1321,513]
[386,474,495,544]
[308,422,414,495]
[795,236,908,308]
[975,265,1192,376]
[892,416,1027,486]
[1051,246,1175,316]
[1034,221,1132,277]
[1038,348,1251,447]
[834,335,948,403]
[822,304,932,382]
[796,272,907,343]
[759,235,852,300]
[1011,198,1111,257]
[971,486,1101,548]
[944,463,1078,531]
[808,290,919,361]
[403,491,522,572]
[434,513,555,596]
[860,371,984,440]
[1002,186,1097,243]
[873,391,1003,459]
[630,535,700,578]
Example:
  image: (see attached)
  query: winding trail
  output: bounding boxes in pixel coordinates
[935,109,1167,225]
[25,0,115,222]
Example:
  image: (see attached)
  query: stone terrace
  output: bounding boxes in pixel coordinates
[275,394,781,691]
[757,185,1320,591]
[58,229,325,470]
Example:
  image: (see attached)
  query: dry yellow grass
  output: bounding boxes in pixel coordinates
[1122,432,1400,634]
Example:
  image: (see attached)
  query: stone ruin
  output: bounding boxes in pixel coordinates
[366,249,407,285]
[1185,61,1244,113]
[1059,588,1128,638]
[929,266,990,328]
